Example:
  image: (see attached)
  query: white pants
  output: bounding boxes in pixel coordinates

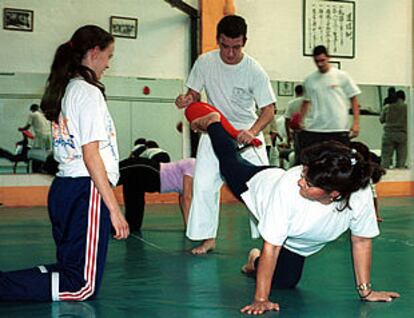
[186,133,268,241]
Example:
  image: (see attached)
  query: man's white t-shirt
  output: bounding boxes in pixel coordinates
[284,96,304,119]
[52,79,119,186]
[27,111,51,136]
[186,50,276,130]
[241,166,379,257]
[303,67,360,132]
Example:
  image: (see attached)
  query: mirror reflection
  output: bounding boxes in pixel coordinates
[266,81,410,171]
[0,73,183,175]
[0,73,410,174]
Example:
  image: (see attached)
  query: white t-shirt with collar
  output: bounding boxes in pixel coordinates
[303,67,360,132]
[241,166,379,257]
[52,79,119,186]
[186,49,276,130]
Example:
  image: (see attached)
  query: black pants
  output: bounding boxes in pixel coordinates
[118,158,160,231]
[207,123,270,199]
[297,130,350,164]
[207,123,305,288]
[254,247,305,288]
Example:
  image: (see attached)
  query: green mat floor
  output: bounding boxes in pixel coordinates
[0,198,413,317]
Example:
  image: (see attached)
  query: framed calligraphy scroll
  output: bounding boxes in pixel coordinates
[303,0,355,58]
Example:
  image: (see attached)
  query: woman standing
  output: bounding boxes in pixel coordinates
[0,25,129,302]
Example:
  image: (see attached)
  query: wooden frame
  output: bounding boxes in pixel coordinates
[110,16,138,39]
[3,8,34,32]
[277,81,294,97]
[303,0,355,58]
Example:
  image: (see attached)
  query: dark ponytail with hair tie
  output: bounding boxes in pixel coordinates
[40,25,114,123]
[302,141,381,211]
[349,141,386,184]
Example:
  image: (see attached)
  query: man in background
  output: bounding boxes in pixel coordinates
[19,103,51,151]
[298,45,360,162]
[380,90,407,168]
[284,84,304,165]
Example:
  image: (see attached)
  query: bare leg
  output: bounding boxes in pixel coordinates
[191,238,216,255]
[178,195,189,227]
[241,248,261,273]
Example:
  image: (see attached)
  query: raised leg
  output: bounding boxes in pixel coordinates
[207,122,269,199]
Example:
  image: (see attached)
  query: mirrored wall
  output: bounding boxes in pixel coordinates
[0,73,410,174]
[272,81,410,170]
[0,73,184,175]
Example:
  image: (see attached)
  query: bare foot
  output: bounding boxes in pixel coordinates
[190,112,220,133]
[241,248,261,273]
[191,238,216,255]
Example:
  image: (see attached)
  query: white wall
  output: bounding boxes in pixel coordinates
[0,0,413,180]
[237,0,413,86]
[1,0,412,85]
[0,0,194,79]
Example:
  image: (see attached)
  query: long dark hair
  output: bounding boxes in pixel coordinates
[301,141,382,210]
[40,25,114,122]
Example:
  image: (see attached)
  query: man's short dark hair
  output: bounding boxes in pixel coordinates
[396,90,406,101]
[295,85,304,95]
[216,15,247,43]
[312,45,329,57]
[30,104,39,112]
[387,87,396,96]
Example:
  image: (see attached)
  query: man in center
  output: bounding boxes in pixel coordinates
[175,15,276,254]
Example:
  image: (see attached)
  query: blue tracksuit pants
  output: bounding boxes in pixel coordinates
[0,177,111,301]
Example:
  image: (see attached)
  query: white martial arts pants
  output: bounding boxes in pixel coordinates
[186,133,268,241]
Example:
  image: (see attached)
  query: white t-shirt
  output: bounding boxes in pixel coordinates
[27,111,51,136]
[275,116,287,142]
[140,148,168,159]
[303,67,360,132]
[241,166,379,257]
[52,79,119,186]
[284,96,304,119]
[186,50,276,130]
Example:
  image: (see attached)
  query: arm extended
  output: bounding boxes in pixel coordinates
[240,241,281,315]
[83,141,129,240]
[351,235,399,301]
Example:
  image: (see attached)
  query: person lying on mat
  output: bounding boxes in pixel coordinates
[186,108,399,315]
